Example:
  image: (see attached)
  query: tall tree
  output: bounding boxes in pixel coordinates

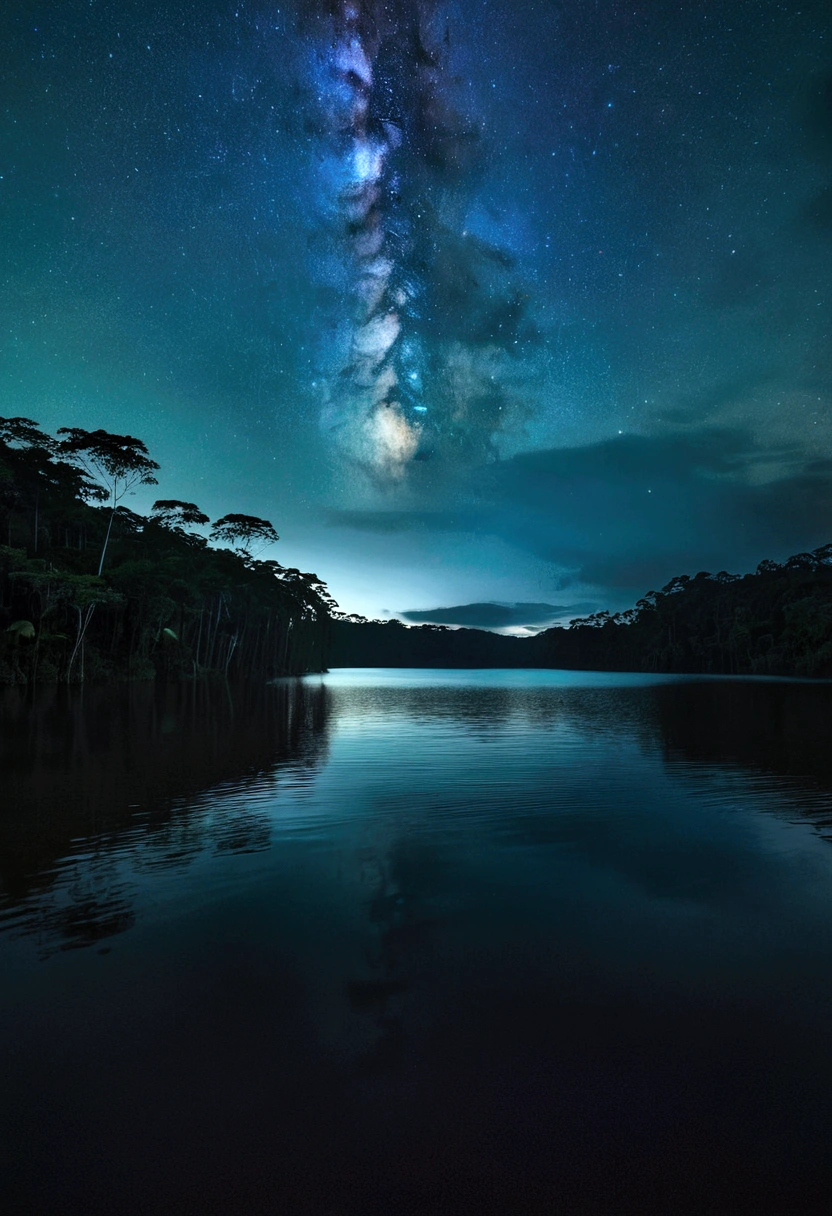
[57,429,159,575]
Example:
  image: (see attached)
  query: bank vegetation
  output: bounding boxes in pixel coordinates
[1,417,334,684]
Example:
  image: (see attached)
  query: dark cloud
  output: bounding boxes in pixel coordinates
[324,508,466,532]
[655,372,782,425]
[495,427,828,500]
[400,601,595,629]
[486,429,832,592]
[327,428,832,601]
[692,374,779,416]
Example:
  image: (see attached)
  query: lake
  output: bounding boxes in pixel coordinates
[1,670,831,1214]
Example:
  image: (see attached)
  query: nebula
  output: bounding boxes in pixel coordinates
[305,0,532,482]
[307,1,436,479]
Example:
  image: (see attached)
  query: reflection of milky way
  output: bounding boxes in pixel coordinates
[308,0,533,481]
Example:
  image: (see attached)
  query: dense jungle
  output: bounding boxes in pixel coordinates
[0,417,334,683]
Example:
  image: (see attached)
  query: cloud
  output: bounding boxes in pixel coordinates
[325,427,832,603]
[324,508,466,533]
[486,428,832,591]
[400,601,595,629]
[654,372,782,425]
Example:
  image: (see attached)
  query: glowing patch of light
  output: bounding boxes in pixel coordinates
[352,139,385,184]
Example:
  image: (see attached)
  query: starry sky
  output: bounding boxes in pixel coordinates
[2,0,831,630]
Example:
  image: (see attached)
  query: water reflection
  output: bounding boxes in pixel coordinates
[318,672,832,840]
[1,671,831,1214]
[653,680,832,837]
[0,680,331,953]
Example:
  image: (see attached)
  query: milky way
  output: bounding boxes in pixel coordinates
[307,0,533,481]
[3,0,830,621]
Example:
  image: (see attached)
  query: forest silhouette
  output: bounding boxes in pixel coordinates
[3,415,832,682]
[333,556,832,677]
[1,417,333,682]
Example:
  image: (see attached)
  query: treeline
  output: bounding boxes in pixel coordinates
[331,545,832,677]
[0,417,336,684]
[533,551,832,676]
[331,617,530,667]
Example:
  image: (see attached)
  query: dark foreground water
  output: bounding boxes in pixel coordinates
[2,670,832,1215]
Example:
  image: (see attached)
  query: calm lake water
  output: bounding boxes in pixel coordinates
[2,669,832,1214]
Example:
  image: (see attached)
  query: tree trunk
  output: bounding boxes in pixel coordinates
[67,604,96,683]
[98,502,117,576]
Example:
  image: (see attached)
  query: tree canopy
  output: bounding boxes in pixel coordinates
[57,428,160,495]
[151,500,210,530]
[210,513,279,557]
[57,428,160,575]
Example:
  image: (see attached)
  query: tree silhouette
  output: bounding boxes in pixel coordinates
[57,429,159,575]
[150,500,210,531]
[0,417,62,552]
[0,416,58,454]
[210,513,279,558]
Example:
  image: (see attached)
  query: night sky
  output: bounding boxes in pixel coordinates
[2,0,831,629]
